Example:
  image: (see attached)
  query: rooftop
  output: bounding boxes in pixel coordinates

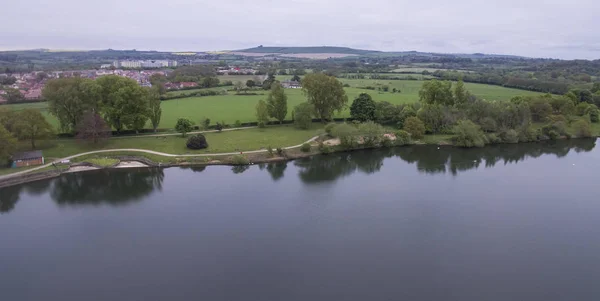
[12,151,43,161]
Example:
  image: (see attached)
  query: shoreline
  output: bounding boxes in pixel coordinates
[0,135,597,189]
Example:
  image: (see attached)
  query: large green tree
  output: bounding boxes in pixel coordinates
[175,118,194,137]
[43,77,102,133]
[301,73,348,122]
[350,93,376,122]
[419,79,454,106]
[96,75,149,133]
[255,99,270,128]
[146,87,162,132]
[0,124,17,164]
[14,109,54,149]
[266,82,288,124]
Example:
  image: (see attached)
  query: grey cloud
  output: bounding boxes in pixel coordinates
[0,0,598,59]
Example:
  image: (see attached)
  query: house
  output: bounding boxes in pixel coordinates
[12,151,44,168]
[180,82,198,88]
[281,80,302,89]
[24,88,42,100]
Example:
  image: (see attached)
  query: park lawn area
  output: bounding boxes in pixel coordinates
[16,125,323,160]
[1,79,544,132]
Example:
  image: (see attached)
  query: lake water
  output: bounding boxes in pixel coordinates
[1,139,600,301]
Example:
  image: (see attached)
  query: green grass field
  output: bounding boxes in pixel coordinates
[1,79,543,131]
[16,125,322,161]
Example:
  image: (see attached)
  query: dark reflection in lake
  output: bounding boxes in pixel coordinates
[0,168,164,213]
[1,139,600,301]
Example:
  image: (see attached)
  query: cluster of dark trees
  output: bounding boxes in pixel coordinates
[347,79,599,148]
[0,108,55,164]
[42,75,162,137]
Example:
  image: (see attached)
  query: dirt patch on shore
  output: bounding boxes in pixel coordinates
[115,161,149,168]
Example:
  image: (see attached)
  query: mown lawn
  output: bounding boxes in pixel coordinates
[1,79,543,132]
[15,125,323,160]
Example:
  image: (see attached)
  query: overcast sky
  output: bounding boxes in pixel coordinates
[1,0,598,59]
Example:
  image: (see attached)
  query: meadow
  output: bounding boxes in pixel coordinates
[1,79,543,131]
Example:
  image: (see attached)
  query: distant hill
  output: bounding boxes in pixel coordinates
[236,46,379,55]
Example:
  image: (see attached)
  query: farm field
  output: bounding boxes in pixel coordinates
[1,80,543,132]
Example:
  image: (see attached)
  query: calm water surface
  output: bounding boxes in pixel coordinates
[1,139,600,301]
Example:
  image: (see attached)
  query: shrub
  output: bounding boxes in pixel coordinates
[529,98,552,122]
[267,146,274,157]
[324,122,337,135]
[234,120,242,128]
[357,121,384,147]
[403,117,426,139]
[573,120,592,137]
[576,103,590,116]
[382,136,394,147]
[331,123,359,149]
[186,134,208,149]
[518,126,540,142]
[486,133,501,144]
[541,122,567,140]
[276,147,285,156]
[300,143,311,152]
[501,129,519,144]
[589,108,599,123]
[215,122,224,132]
[175,117,194,137]
[452,120,486,148]
[201,118,210,129]
[231,155,249,165]
[480,117,497,133]
[395,130,411,146]
[318,142,332,154]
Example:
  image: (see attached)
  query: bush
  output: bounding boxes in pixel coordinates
[395,130,411,146]
[357,121,384,147]
[486,133,501,144]
[573,120,593,137]
[267,146,274,157]
[518,126,540,142]
[541,122,567,140]
[215,122,224,132]
[382,136,394,148]
[403,117,426,139]
[318,142,332,154]
[529,98,552,122]
[452,120,486,148]
[300,143,311,152]
[231,155,249,165]
[200,118,210,129]
[276,147,285,156]
[175,118,194,137]
[331,123,359,149]
[501,129,519,144]
[576,103,590,116]
[324,122,337,135]
[186,134,208,149]
[234,120,242,128]
[589,108,599,123]
[480,117,497,133]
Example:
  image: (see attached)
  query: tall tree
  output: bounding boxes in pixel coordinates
[293,102,314,130]
[291,74,301,82]
[149,73,168,95]
[255,99,270,128]
[350,93,376,122]
[76,112,111,144]
[454,79,468,106]
[246,79,255,89]
[0,124,17,164]
[96,75,148,133]
[419,79,454,106]
[592,82,600,94]
[43,77,102,133]
[146,87,162,133]
[301,73,348,122]
[266,82,288,124]
[14,109,54,149]
[262,73,276,90]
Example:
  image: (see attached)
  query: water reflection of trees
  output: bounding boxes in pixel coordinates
[51,168,164,206]
[294,139,597,183]
[0,168,165,213]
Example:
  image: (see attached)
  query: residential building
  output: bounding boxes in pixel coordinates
[281,80,302,89]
